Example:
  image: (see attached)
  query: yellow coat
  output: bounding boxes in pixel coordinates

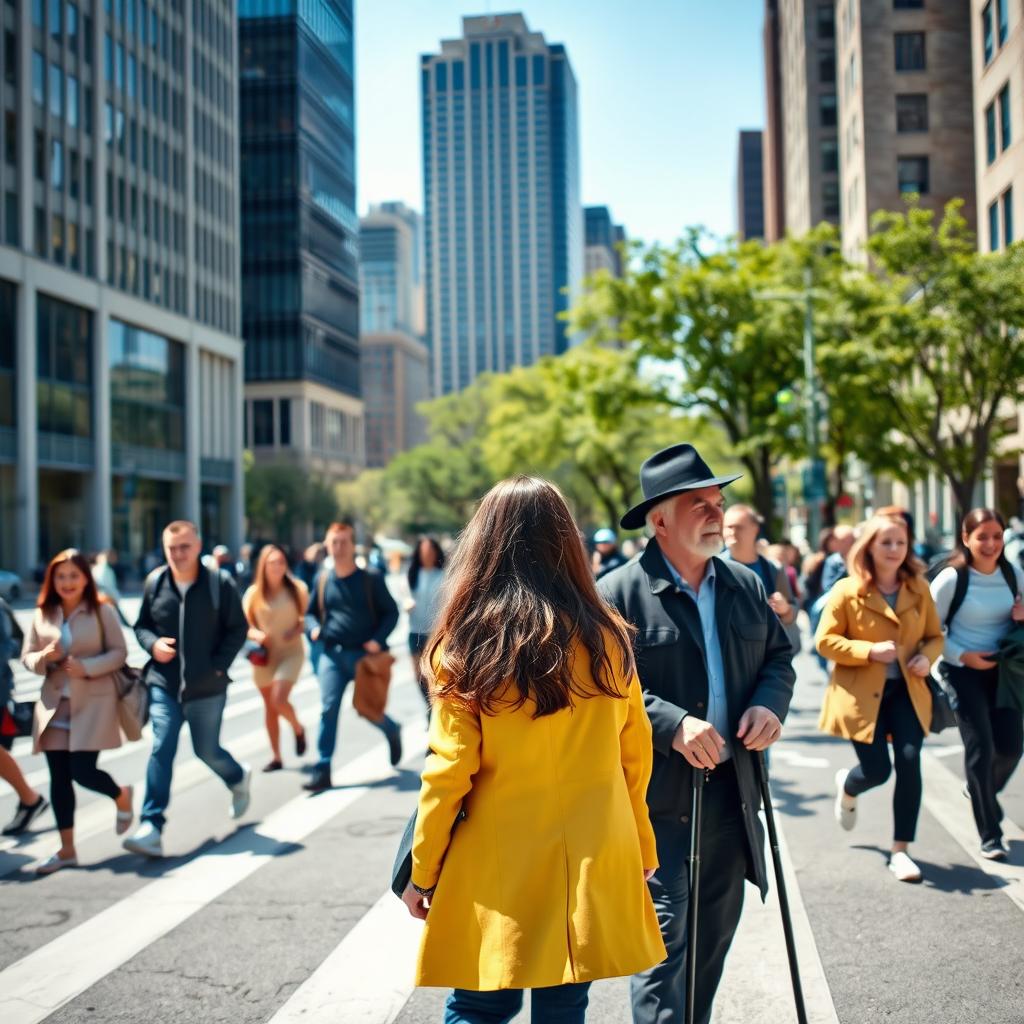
[411,643,667,991]
[815,575,944,743]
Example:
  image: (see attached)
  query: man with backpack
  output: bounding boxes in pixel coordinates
[303,522,402,793]
[122,520,250,858]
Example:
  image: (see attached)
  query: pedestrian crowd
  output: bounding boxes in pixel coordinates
[1,441,1022,1024]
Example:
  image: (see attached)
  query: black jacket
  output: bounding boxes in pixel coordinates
[304,567,399,651]
[598,541,796,897]
[135,565,248,702]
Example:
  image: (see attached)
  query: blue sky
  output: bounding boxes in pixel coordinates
[355,1,766,246]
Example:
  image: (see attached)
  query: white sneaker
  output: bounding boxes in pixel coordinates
[230,764,252,820]
[122,821,163,858]
[889,851,922,882]
[833,768,857,831]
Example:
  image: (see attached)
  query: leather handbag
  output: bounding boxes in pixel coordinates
[0,700,34,739]
[928,670,958,734]
[246,642,270,667]
[354,650,395,722]
[96,608,148,740]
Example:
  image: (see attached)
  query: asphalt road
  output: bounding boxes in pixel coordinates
[1,587,1022,1024]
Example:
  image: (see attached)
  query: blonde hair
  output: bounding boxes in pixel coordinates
[847,515,923,588]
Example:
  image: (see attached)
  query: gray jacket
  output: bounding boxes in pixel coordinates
[598,541,796,897]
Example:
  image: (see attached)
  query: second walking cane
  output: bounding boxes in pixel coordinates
[684,766,706,1024]
[756,751,808,1024]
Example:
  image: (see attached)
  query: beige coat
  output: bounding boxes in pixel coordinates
[22,602,128,752]
[815,575,944,743]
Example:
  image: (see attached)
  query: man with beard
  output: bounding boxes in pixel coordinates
[598,443,796,1024]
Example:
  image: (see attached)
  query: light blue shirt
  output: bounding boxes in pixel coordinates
[661,552,731,761]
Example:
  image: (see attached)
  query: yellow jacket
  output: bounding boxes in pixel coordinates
[411,641,667,991]
[815,574,944,742]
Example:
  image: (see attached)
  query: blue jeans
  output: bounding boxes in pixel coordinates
[141,686,244,831]
[315,645,398,769]
[444,983,591,1024]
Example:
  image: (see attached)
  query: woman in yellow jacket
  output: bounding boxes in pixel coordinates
[816,513,944,883]
[400,476,666,1023]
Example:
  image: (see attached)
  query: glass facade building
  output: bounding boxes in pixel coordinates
[584,205,625,278]
[359,202,429,468]
[0,0,244,576]
[736,130,765,240]
[239,0,364,487]
[421,14,582,396]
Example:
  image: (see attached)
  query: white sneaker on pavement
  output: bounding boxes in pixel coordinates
[230,764,252,820]
[834,768,857,831]
[122,821,163,858]
[889,851,922,882]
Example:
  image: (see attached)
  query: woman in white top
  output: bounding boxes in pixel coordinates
[930,508,1024,861]
[405,537,445,711]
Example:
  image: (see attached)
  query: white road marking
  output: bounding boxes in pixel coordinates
[0,723,427,1024]
[267,892,422,1024]
[920,749,1024,914]
[927,743,965,759]
[769,748,830,769]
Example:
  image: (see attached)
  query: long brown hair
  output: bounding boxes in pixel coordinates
[247,544,304,621]
[424,477,636,717]
[847,514,923,588]
[38,549,101,611]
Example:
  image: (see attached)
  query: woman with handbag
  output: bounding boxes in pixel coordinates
[401,477,666,1023]
[242,544,308,772]
[930,508,1024,862]
[22,549,134,874]
[816,513,944,883]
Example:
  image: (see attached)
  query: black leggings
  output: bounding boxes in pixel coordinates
[844,677,925,843]
[44,750,121,830]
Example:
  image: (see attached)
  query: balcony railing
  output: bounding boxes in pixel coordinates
[112,443,186,479]
[38,432,95,469]
[200,457,235,485]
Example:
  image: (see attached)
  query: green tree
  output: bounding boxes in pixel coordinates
[856,200,1024,517]
[572,231,806,527]
[244,456,339,541]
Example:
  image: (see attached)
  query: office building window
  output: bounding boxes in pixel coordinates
[989,199,1000,251]
[49,0,61,37]
[998,0,1008,46]
[1003,188,1014,246]
[820,93,837,128]
[987,102,997,163]
[983,3,994,63]
[897,156,929,195]
[51,139,63,189]
[894,32,926,71]
[819,51,835,83]
[49,64,63,118]
[252,399,273,445]
[36,294,93,437]
[821,139,839,173]
[32,51,45,106]
[67,75,79,127]
[279,398,291,446]
[822,180,840,219]
[817,4,834,40]
[1000,83,1011,150]
[896,94,928,133]
[893,0,923,7]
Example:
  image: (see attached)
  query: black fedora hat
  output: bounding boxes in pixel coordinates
[620,444,742,530]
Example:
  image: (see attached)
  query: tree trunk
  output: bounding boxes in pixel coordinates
[751,447,776,536]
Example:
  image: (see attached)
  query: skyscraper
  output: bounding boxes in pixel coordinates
[359,202,429,468]
[584,205,625,277]
[736,130,766,240]
[239,0,364,481]
[421,13,582,396]
[762,0,786,241]
[837,0,975,260]
[0,0,244,577]
[778,0,840,236]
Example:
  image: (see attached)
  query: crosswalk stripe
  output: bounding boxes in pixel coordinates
[0,723,426,1024]
[920,748,1024,914]
[268,892,422,1024]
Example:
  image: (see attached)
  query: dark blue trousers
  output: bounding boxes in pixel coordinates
[443,983,591,1024]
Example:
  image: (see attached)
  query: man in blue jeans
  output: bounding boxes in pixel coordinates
[303,521,402,792]
[123,520,250,858]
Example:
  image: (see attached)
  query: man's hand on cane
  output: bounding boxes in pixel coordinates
[736,706,782,751]
[672,716,725,770]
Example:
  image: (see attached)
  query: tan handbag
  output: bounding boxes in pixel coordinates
[96,608,147,741]
[353,651,395,722]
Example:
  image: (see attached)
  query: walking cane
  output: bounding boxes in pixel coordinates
[756,751,809,1024]
[685,766,706,1024]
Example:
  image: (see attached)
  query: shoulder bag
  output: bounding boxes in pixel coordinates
[97,607,149,741]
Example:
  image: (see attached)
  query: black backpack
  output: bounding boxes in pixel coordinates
[944,560,1019,628]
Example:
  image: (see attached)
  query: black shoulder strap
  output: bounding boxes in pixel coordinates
[945,566,971,629]
[143,566,166,605]
[998,559,1019,600]
[363,569,377,621]
[755,555,778,594]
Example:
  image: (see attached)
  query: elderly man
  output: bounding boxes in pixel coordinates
[598,444,796,1024]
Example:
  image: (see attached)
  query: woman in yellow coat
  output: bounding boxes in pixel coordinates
[816,513,944,883]
[401,477,666,1023]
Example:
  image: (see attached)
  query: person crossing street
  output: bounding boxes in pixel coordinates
[122,520,250,858]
